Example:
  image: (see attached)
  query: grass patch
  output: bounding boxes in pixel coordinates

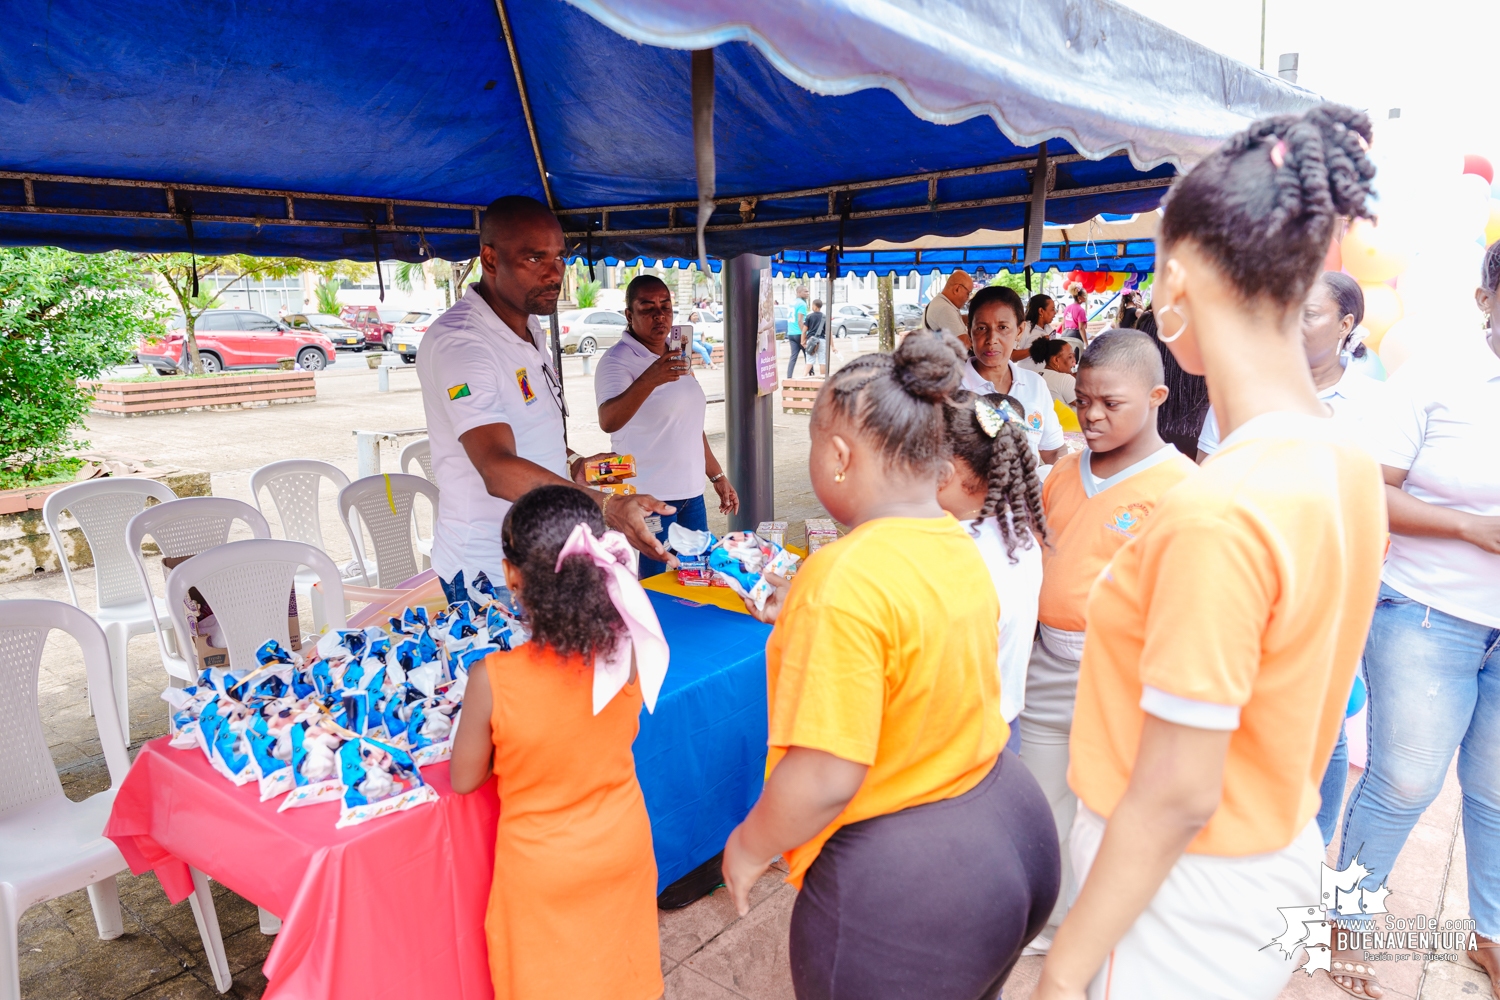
[0,457,86,491]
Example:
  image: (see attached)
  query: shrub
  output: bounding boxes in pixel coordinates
[0,248,166,481]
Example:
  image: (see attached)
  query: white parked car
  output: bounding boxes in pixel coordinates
[389,309,444,363]
[678,308,723,342]
[558,308,627,354]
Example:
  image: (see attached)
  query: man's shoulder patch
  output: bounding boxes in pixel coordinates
[448,383,471,400]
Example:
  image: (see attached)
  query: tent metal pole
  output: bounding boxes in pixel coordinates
[723,255,774,531]
[494,0,557,212]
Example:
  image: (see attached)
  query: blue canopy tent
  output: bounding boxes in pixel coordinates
[3,0,1317,900]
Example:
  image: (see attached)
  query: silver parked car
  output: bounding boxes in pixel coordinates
[389,309,444,364]
[830,304,877,337]
[558,308,628,354]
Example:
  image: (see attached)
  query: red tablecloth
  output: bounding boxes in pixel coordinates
[105,739,500,999]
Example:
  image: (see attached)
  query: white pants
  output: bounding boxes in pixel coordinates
[1070,805,1322,1000]
[1018,636,1082,932]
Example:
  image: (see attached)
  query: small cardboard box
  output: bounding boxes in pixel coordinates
[756,521,787,548]
[805,518,839,554]
[585,454,637,483]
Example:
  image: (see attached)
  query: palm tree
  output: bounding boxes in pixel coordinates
[314,279,342,315]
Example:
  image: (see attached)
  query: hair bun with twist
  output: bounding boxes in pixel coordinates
[891,331,966,403]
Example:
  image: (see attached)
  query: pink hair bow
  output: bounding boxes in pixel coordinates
[556,522,669,715]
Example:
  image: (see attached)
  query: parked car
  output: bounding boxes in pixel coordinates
[343,305,410,350]
[895,303,924,330]
[136,309,334,373]
[678,308,723,342]
[557,308,628,354]
[287,312,365,351]
[830,304,877,337]
[389,309,444,364]
[774,304,789,337]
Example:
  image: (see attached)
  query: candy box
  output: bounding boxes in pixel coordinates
[805,518,839,554]
[597,482,637,496]
[756,521,788,548]
[584,454,636,483]
[335,737,437,828]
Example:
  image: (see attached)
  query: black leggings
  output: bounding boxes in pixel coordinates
[790,750,1060,1000]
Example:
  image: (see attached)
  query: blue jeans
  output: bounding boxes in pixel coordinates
[1337,582,1500,936]
[691,337,712,366]
[1318,725,1349,845]
[440,569,469,605]
[637,493,709,580]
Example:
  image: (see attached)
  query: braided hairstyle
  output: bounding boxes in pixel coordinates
[942,390,1047,562]
[500,484,624,662]
[1160,104,1377,309]
[1483,240,1500,296]
[814,330,967,476]
[1318,271,1367,357]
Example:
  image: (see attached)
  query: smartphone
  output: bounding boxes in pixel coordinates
[668,324,693,359]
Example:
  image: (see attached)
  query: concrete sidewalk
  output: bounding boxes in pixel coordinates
[10,346,1490,1000]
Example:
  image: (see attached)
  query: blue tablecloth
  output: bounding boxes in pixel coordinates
[634,590,772,890]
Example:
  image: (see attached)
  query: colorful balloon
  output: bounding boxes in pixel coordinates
[1359,282,1404,338]
[1373,319,1416,375]
[1463,154,1494,186]
[1487,202,1500,248]
[1341,219,1408,283]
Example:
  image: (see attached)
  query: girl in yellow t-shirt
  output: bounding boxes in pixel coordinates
[1034,105,1387,1000]
[722,333,1059,1000]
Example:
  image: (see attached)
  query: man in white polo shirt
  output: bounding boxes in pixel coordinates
[595,275,739,578]
[416,195,674,602]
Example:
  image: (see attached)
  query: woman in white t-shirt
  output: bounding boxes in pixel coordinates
[595,276,740,578]
[1014,293,1057,369]
[1330,243,1500,999]
[1029,338,1078,405]
[937,389,1048,748]
[958,285,1065,467]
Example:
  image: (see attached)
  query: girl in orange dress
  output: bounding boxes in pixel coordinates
[450,484,666,1000]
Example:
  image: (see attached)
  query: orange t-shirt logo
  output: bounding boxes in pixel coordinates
[1105,502,1151,538]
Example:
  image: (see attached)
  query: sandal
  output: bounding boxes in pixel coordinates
[1471,935,1500,999]
[1327,949,1383,998]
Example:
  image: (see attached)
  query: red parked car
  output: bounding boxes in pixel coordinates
[343,305,409,350]
[136,309,335,373]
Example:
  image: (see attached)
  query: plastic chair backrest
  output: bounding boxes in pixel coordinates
[125,497,271,676]
[338,474,439,588]
[0,599,129,816]
[398,438,433,480]
[165,539,348,673]
[249,459,352,551]
[42,477,178,613]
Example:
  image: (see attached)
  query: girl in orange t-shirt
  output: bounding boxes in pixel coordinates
[1034,105,1386,1000]
[450,485,664,1000]
[723,334,1059,1000]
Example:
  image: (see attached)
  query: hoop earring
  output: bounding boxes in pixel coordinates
[1157,304,1189,344]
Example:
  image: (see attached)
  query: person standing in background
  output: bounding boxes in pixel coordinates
[803,298,829,376]
[596,275,739,579]
[1327,243,1500,1000]
[1061,283,1089,341]
[785,285,810,378]
[924,269,974,349]
[1015,293,1058,366]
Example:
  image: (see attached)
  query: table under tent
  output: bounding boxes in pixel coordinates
[1,1,1319,987]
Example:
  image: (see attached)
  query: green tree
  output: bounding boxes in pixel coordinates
[0,248,167,480]
[313,278,342,315]
[576,279,601,309]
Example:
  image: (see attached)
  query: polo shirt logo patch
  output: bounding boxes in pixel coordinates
[1105,502,1151,538]
[1027,410,1045,432]
[515,368,537,405]
[448,383,471,400]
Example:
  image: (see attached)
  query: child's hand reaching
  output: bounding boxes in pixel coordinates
[742,571,791,624]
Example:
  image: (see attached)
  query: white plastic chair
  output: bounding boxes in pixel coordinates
[398,438,433,479]
[396,441,435,563]
[0,599,231,998]
[249,459,371,626]
[338,474,439,589]
[42,478,179,743]
[124,498,270,701]
[165,539,348,676]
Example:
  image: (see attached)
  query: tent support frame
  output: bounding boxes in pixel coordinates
[493,0,556,211]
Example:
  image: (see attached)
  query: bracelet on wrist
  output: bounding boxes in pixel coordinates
[599,490,614,520]
[708,472,725,483]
